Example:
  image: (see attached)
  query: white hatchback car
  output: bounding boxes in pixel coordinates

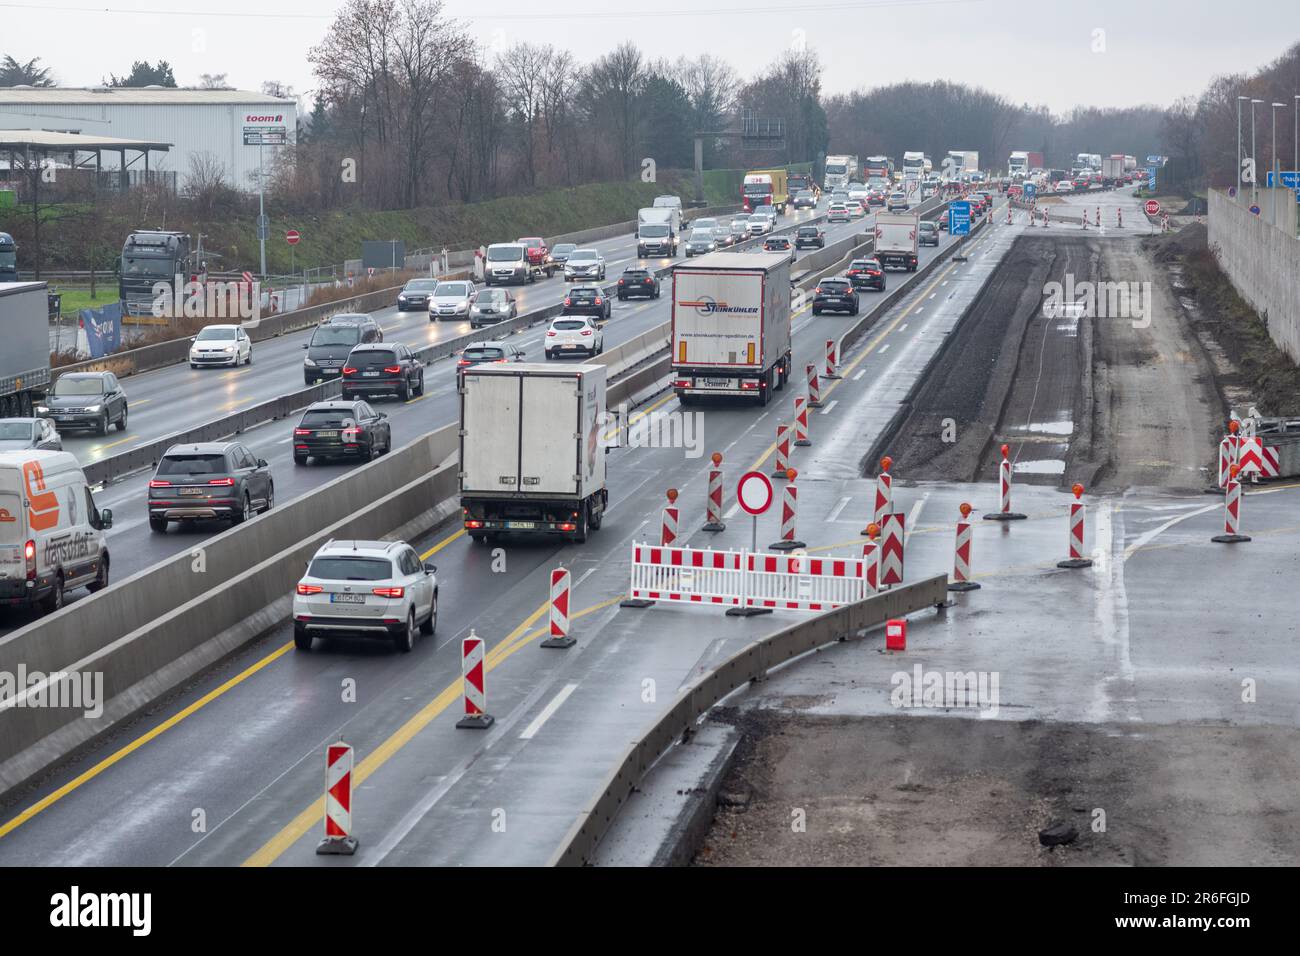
[293,539,438,653]
[189,324,252,368]
[827,201,851,223]
[545,315,604,358]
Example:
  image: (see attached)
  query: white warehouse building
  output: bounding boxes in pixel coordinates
[0,87,297,191]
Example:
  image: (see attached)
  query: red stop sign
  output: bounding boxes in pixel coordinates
[285,230,301,245]
[1144,200,1160,216]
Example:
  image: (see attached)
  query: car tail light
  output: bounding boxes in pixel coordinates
[342,366,357,375]
[563,298,571,307]
[148,479,171,488]
[457,359,470,367]
[644,278,653,285]
[580,329,593,336]
[296,583,323,595]
[24,540,36,580]
[383,366,402,374]
[672,379,691,388]
[465,519,484,529]
[209,477,235,486]
[343,427,361,437]
[293,428,311,436]
[617,279,625,285]
[372,586,405,598]
[594,297,602,305]
[559,523,576,532]
[493,358,507,363]
[740,381,760,390]
[546,330,557,337]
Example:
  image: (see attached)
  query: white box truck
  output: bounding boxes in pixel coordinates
[670,251,792,405]
[637,207,681,258]
[874,212,920,272]
[1,281,52,418]
[459,363,607,543]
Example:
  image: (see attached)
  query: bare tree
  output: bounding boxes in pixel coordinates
[496,43,553,187]
[184,152,232,219]
[198,73,229,89]
[584,43,646,178]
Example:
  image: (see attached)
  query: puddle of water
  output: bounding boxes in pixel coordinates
[1011,420,1075,435]
[1012,459,1066,475]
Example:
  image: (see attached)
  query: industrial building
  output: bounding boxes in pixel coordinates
[0,87,296,191]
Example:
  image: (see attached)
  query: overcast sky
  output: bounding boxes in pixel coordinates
[11,0,1300,113]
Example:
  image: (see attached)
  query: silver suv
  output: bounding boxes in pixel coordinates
[293,539,438,653]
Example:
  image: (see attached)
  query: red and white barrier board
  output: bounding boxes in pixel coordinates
[316,741,359,854]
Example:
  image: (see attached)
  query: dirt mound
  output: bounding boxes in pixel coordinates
[1145,221,1207,262]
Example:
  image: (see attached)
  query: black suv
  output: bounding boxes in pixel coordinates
[342,343,425,401]
[846,258,886,292]
[812,278,860,316]
[38,371,128,435]
[617,268,661,299]
[561,285,611,320]
[794,225,825,249]
[293,400,391,465]
[303,313,383,385]
[147,441,273,532]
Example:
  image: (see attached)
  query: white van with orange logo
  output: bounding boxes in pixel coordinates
[0,451,113,613]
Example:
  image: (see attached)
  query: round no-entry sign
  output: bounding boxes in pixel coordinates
[736,470,774,516]
[285,230,301,245]
[1144,200,1160,216]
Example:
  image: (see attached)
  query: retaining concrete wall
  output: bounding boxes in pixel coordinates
[1208,188,1300,365]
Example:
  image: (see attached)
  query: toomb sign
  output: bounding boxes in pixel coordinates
[1144,200,1160,216]
[736,470,774,516]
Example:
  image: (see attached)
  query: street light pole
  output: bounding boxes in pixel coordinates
[1237,95,1247,201]
[1272,102,1284,224]
[1251,99,1263,206]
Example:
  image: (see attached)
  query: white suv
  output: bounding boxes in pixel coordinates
[293,539,438,653]
[545,315,604,359]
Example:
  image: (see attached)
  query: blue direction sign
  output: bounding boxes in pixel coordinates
[1147,166,1157,190]
[1265,170,1300,189]
[1022,183,1037,200]
[949,201,971,235]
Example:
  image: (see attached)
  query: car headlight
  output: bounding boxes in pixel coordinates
[85,404,101,412]
[35,405,48,414]
[304,358,317,367]
[223,345,236,353]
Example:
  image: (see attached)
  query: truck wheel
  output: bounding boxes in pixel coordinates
[88,556,109,593]
[571,510,589,544]
[588,501,603,530]
[40,573,65,613]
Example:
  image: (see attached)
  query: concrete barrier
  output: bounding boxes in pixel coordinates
[548,574,951,866]
[1208,188,1300,364]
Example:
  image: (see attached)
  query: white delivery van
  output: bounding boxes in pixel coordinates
[0,450,113,612]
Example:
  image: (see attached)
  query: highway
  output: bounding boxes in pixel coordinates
[0,198,1001,864]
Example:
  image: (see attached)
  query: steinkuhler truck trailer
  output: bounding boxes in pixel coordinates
[1,281,52,418]
[671,251,792,405]
[459,363,608,543]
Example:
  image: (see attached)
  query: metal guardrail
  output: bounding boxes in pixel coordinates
[547,573,951,866]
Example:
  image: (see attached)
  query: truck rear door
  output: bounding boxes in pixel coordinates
[460,373,522,494]
[519,374,581,495]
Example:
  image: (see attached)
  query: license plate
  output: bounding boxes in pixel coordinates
[316,430,338,438]
[363,371,380,377]
[323,368,340,375]
[506,521,535,529]
[179,487,204,496]
[699,378,733,388]
[331,592,365,604]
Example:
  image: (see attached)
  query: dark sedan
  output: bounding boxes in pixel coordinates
[812,278,860,316]
[34,372,128,435]
[846,258,886,292]
[561,285,611,321]
[293,400,391,465]
[147,441,273,532]
[617,268,660,299]
[396,278,439,312]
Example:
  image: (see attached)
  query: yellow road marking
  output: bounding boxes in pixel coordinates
[243,594,622,866]
[0,643,295,841]
[88,435,139,457]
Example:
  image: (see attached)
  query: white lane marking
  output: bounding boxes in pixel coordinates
[852,369,866,381]
[878,344,891,353]
[928,292,936,299]
[941,280,949,286]
[520,683,580,740]
[897,324,908,332]
[827,496,851,522]
[914,308,923,314]
[819,399,838,415]
[573,567,597,589]
[277,436,293,444]
[724,501,741,519]
[1122,501,1219,561]
[904,494,928,543]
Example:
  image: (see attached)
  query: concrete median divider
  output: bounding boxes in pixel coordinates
[547,573,951,866]
[0,423,457,796]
